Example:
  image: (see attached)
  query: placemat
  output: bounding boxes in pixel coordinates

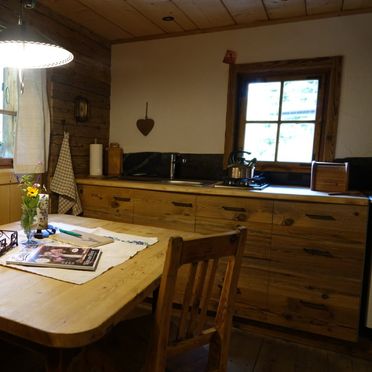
[0,223,158,285]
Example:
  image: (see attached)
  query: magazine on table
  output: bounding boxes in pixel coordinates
[6,245,102,271]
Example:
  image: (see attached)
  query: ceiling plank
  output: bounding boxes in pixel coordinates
[222,0,268,24]
[38,0,132,40]
[264,0,306,19]
[343,0,372,10]
[172,0,235,29]
[78,0,165,37]
[307,0,342,15]
[34,0,372,44]
[126,0,197,33]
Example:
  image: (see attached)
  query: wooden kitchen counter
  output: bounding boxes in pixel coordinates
[76,176,369,206]
[76,176,370,342]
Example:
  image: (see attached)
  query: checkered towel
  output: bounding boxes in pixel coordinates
[50,132,83,215]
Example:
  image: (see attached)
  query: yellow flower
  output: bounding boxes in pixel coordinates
[26,186,39,198]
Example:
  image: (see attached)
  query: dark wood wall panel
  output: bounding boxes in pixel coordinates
[0,0,111,180]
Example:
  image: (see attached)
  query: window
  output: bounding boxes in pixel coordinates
[0,68,17,165]
[225,57,342,172]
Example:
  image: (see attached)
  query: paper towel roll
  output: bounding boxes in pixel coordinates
[90,143,103,176]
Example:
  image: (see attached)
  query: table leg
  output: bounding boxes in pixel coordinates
[152,287,159,314]
[45,348,79,372]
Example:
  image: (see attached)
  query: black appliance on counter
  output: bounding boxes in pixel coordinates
[215,175,269,190]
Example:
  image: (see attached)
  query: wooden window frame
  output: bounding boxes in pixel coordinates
[224,56,343,173]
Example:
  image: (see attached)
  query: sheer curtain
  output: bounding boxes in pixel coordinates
[13,69,50,174]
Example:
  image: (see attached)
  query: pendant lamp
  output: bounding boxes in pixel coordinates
[0,0,73,69]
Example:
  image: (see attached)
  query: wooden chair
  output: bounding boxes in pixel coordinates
[70,227,246,372]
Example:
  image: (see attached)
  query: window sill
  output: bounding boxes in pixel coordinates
[0,158,13,169]
[256,162,312,173]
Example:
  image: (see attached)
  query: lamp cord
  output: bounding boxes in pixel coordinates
[18,0,23,26]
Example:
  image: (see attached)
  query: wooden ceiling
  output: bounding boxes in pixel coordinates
[38,0,372,44]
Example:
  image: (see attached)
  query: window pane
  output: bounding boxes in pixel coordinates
[0,114,15,158]
[246,82,281,121]
[0,68,17,158]
[0,69,3,110]
[0,70,4,144]
[281,80,319,121]
[244,123,277,161]
[277,123,315,162]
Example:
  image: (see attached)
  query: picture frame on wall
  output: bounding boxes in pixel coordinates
[74,96,89,122]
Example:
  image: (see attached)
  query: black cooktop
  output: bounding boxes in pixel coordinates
[215,176,269,190]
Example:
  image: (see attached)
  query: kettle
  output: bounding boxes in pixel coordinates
[227,151,256,179]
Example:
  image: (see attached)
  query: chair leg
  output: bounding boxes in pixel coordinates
[206,332,228,372]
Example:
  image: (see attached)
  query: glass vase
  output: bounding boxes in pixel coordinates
[21,208,38,247]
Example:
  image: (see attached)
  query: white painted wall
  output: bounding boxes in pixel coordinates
[111,14,372,157]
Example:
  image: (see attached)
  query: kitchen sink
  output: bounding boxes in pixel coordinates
[160,179,207,186]
[111,175,215,187]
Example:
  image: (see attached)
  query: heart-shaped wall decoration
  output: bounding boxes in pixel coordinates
[137,119,154,136]
[136,102,155,136]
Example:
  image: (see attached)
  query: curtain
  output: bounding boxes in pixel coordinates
[13,69,50,174]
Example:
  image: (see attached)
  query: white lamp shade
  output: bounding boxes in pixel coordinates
[0,22,74,69]
[0,40,74,68]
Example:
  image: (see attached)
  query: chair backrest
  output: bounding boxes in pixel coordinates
[146,227,247,372]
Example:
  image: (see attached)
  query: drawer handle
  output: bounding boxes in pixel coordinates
[172,201,193,208]
[282,218,294,226]
[113,196,131,202]
[222,206,246,212]
[303,248,333,258]
[305,214,335,221]
[300,300,327,311]
[234,213,247,222]
[111,201,119,208]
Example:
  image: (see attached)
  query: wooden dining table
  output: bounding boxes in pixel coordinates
[0,214,198,370]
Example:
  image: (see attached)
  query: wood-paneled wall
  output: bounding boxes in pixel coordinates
[0,1,111,178]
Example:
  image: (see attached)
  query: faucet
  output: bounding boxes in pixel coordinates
[169,153,186,179]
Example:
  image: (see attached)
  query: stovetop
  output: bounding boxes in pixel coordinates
[214,176,269,190]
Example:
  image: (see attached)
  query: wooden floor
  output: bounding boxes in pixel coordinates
[167,329,372,372]
[2,328,372,371]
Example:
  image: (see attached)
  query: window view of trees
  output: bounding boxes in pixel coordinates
[225,57,341,170]
[243,79,319,163]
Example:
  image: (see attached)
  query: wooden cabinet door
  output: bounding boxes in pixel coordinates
[268,200,368,341]
[195,195,273,322]
[78,185,134,223]
[0,184,10,225]
[9,183,21,222]
[0,183,20,224]
[133,190,196,232]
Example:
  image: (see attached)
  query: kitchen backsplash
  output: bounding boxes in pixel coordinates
[121,152,372,190]
[122,152,224,180]
[335,157,372,190]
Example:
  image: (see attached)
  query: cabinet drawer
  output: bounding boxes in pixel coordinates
[267,271,361,341]
[196,195,273,224]
[270,235,365,279]
[194,197,272,324]
[234,264,269,322]
[196,216,271,260]
[133,190,196,232]
[273,201,367,244]
[78,185,133,222]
